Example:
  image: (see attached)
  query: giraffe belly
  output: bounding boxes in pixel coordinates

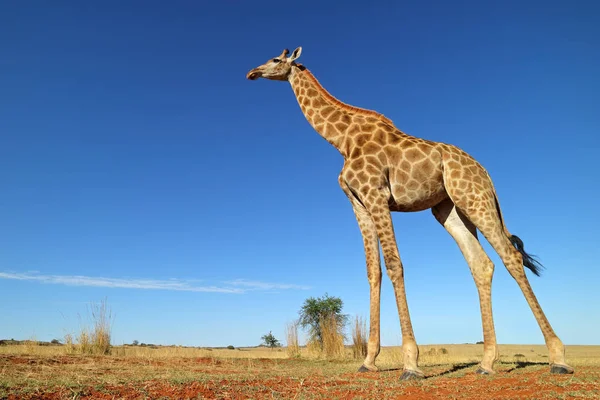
[388,180,448,212]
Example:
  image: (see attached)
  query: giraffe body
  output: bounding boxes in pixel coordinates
[247,47,573,378]
[290,64,490,214]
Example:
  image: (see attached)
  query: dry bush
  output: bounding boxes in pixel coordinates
[304,314,346,360]
[285,322,301,359]
[420,347,450,365]
[423,347,449,356]
[64,298,113,355]
[79,330,92,354]
[64,334,76,355]
[305,339,322,358]
[23,337,39,354]
[89,299,112,355]
[319,314,345,359]
[351,315,368,360]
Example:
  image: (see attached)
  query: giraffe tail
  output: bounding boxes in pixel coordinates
[488,172,544,277]
[508,235,544,277]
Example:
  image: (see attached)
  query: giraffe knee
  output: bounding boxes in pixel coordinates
[469,256,494,284]
[367,266,382,285]
[479,258,495,280]
[482,255,494,273]
[384,260,404,281]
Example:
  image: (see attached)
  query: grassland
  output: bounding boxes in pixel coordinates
[1,343,599,399]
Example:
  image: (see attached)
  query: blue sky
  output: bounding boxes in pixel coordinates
[1,1,598,348]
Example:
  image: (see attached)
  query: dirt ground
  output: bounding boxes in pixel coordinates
[1,354,599,399]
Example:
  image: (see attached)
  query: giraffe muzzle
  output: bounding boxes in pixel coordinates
[246,69,262,80]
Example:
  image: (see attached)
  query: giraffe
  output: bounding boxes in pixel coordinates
[246,47,574,380]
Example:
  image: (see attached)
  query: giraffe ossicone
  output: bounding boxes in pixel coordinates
[247,47,573,378]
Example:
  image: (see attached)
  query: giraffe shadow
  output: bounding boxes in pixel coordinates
[378,367,403,372]
[379,362,479,377]
[426,362,479,378]
[429,361,546,377]
[378,361,546,378]
[501,360,547,373]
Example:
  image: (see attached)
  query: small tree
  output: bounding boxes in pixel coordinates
[298,293,348,348]
[261,331,281,349]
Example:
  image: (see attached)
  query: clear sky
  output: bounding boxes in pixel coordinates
[1,1,598,348]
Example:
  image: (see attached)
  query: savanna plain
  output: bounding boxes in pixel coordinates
[1,342,599,400]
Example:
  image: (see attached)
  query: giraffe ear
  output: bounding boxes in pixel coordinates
[289,47,302,62]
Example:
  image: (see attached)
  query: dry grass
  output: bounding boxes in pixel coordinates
[6,299,114,356]
[318,314,345,359]
[89,299,111,354]
[285,322,301,359]
[65,298,113,355]
[0,344,291,359]
[23,337,39,354]
[3,341,599,367]
[373,344,600,369]
[304,315,346,359]
[0,297,110,357]
[63,333,76,354]
[305,338,322,357]
[351,315,368,360]
[1,344,599,400]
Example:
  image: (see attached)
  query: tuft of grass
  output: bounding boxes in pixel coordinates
[419,347,451,366]
[64,333,76,354]
[89,299,112,355]
[304,315,346,360]
[79,329,92,354]
[286,322,301,359]
[63,298,113,355]
[305,338,322,358]
[319,314,345,359]
[351,315,367,360]
[23,337,39,354]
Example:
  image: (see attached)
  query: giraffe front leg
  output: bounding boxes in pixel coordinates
[364,190,423,380]
[343,182,382,372]
[357,219,382,373]
[358,264,382,372]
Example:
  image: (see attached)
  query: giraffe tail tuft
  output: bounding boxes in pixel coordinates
[509,235,544,277]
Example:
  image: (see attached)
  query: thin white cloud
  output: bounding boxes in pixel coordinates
[0,271,241,293]
[226,279,311,291]
[0,272,309,294]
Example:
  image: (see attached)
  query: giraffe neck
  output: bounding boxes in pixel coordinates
[288,67,395,157]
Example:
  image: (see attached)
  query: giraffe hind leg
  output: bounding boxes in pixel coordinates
[441,154,573,374]
[432,198,499,373]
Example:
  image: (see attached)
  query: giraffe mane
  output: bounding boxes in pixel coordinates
[299,68,395,127]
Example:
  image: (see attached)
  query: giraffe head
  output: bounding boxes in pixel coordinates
[246,47,303,81]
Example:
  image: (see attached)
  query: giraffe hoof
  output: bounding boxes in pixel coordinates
[476,366,496,375]
[550,364,574,374]
[399,369,424,381]
[358,364,377,373]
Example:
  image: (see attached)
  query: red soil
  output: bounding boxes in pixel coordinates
[2,355,598,399]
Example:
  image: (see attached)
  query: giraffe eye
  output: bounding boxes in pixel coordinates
[272,58,281,63]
